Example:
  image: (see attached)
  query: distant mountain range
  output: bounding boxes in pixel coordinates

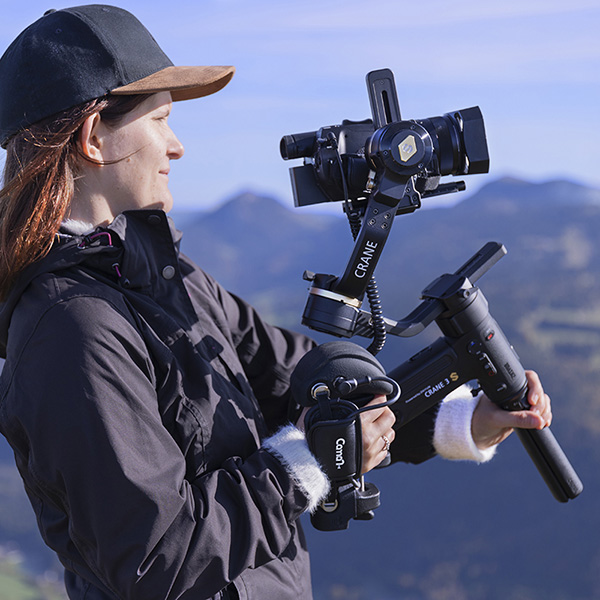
[2,176,600,599]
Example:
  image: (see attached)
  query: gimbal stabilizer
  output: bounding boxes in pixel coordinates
[284,68,583,530]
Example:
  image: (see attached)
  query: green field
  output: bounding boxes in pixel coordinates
[0,561,65,600]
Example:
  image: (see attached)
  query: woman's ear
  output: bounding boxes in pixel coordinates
[78,113,103,163]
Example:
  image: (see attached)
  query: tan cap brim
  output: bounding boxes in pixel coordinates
[111,65,235,101]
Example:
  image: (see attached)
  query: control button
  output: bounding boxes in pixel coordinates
[504,398,528,411]
[477,352,497,376]
[467,340,482,355]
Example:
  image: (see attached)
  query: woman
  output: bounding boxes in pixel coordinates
[0,6,551,600]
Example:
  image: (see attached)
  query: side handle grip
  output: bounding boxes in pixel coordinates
[515,427,583,502]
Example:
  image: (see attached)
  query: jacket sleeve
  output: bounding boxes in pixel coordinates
[3,295,323,600]
[194,269,317,432]
[390,386,499,465]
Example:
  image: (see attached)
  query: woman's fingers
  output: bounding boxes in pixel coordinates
[360,396,396,473]
[472,371,553,450]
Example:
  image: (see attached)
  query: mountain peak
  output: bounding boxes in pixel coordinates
[210,190,290,219]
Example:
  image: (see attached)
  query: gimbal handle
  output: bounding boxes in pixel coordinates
[383,244,583,502]
[388,337,583,502]
[290,341,401,530]
[517,420,582,502]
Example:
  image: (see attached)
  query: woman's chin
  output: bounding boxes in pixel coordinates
[141,196,174,214]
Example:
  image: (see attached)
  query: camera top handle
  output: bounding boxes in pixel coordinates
[367,69,402,128]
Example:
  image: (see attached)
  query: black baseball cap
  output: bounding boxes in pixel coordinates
[0,5,235,148]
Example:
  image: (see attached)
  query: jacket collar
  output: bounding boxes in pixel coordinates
[0,210,187,358]
[106,210,184,292]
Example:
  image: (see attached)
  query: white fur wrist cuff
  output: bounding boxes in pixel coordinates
[263,425,330,513]
[433,386,497,462]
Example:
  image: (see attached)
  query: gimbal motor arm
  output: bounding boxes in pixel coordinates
[299,68,487,339]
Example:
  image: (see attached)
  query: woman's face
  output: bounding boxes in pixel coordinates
[93,91,185,216]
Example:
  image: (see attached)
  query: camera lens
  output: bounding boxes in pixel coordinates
[419,107,488,176]
[280,132,316,160]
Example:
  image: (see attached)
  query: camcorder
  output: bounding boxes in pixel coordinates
[282,68,583,531]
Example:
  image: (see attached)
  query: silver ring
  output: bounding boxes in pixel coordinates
[382,434,391,453]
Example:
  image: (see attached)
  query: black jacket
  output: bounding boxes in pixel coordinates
[0,210,436,599]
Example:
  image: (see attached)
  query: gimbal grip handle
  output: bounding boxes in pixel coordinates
[515,426,583,502]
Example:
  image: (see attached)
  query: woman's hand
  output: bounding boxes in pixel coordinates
[471,370,552,450]
[359,396,396,474]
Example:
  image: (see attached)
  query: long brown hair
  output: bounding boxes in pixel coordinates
[0,94,148,301]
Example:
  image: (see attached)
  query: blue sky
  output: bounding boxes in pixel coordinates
[1,0,599,211]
